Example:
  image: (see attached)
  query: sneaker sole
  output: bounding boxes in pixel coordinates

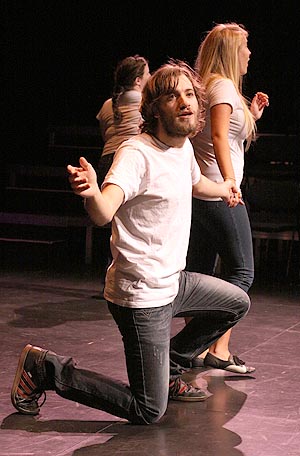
[11,344,38,415]
[170,394,207,402]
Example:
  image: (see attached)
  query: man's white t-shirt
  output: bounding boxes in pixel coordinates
[102,133,201,308]
[191,78,247,200]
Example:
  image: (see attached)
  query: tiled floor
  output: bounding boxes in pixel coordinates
[1,256,300,456]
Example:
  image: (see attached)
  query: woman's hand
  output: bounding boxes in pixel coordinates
[250,92,269,121]
[221,179,244,208]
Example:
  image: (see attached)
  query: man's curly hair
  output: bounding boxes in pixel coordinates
[140,59,205,137]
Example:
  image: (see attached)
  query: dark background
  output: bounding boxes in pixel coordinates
[2,0,299,164]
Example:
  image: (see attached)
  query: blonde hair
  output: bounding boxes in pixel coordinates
[195,23,256,148]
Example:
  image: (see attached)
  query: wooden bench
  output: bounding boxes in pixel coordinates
[0,211,97,264]
[1,164,104,265]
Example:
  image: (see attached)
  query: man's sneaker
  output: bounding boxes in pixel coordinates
[169,377,207,402]
[11,344,48,415]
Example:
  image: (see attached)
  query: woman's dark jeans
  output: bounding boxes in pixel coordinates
[186,198,254,292]
[45,271,250,425]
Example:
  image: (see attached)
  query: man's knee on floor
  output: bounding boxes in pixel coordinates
[130,402,167,425]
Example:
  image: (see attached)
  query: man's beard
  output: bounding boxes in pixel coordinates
[160,111,198,138]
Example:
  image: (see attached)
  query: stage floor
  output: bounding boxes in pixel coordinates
[1,265,300,456]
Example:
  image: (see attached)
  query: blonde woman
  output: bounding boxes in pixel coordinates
[186,23,269,373]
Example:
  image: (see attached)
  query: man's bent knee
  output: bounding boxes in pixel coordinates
[129,404,166,425]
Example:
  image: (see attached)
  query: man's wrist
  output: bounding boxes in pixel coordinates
[224,176,236,182]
